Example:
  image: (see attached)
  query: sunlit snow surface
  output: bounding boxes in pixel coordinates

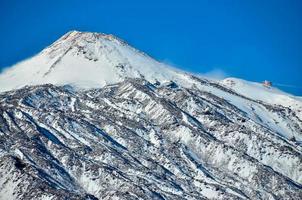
[0,31,188,91]
[0,31,301,199]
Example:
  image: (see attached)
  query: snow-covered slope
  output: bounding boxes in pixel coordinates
[1,80,301,199]
[0,31,191,91]
[0,31,301,200]
[221,78,302,118]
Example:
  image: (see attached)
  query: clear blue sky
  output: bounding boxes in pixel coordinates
[0,0,301,95]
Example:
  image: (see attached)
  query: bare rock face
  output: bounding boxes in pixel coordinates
[0,31,301,199]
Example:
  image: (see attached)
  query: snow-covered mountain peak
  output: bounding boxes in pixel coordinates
[41,30,145,61]
[1,30,302,200]
[1,30,302,121]
[0,30,189,92]
[40,30,129,60]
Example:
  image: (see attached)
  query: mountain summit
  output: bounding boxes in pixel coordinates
[0,31,302,199]
[1,31,301,116]
[0,30,189,91]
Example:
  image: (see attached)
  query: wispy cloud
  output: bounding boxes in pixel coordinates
[199,68,228,80]
[161,59,229,80]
